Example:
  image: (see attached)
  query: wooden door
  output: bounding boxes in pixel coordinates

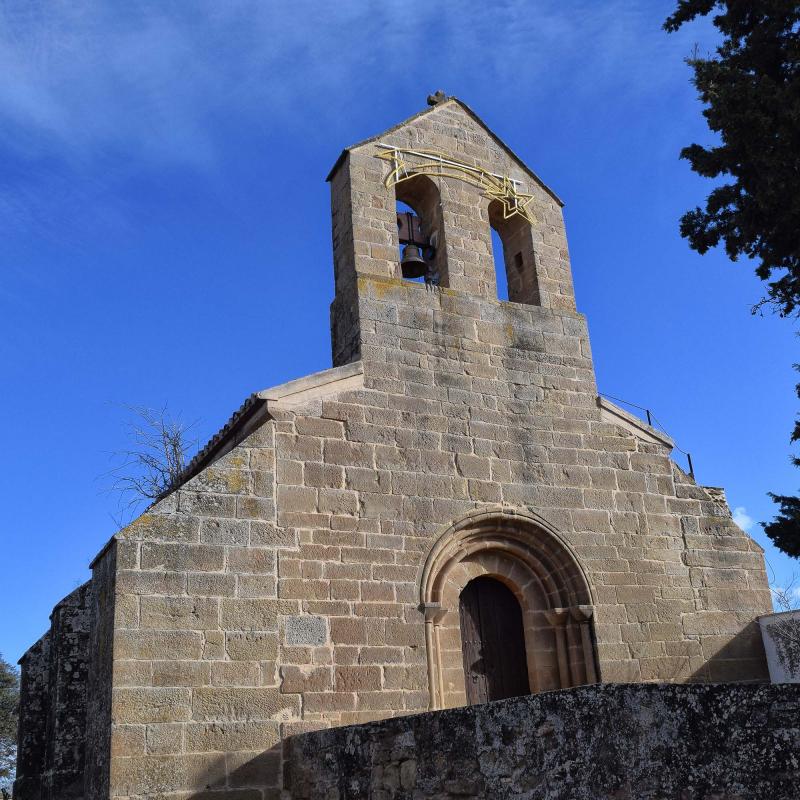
[459,576,530,705]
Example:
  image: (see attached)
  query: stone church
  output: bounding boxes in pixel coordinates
[15,95,772,800]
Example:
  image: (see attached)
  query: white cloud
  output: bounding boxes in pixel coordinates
[0,0,716,168]
[733,506,754,532]
[0,0,719,242]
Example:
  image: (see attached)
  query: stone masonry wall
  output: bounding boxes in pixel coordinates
[14,634,51,800]
[84,545,117,800]
[107,422,289,800]
[286,683,800,800]
[103,338,770,797]
[14,583,92,800]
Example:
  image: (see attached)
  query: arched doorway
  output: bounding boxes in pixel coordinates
[459,576,530,704]
[420,508,598,710]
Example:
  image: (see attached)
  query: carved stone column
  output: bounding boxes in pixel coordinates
[571,605,597,684]
[544,608,571,688]
[422,602,446,709]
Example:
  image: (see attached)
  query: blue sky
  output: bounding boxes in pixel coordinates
[2,0,798,664]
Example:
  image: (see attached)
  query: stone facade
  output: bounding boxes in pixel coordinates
[15,98,772,800]
[286,683,800,799]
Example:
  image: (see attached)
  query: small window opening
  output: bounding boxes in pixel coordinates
[490,227,509,301]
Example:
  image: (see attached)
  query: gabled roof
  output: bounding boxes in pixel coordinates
[325,97,563,207]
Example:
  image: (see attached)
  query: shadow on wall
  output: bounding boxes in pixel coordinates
[688,619,769,684]
[185,742,283,800]
[176,626,768,799]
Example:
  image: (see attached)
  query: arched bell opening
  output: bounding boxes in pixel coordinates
[488,199,540,305]
[420,509,599,710]
[395,174,448,287]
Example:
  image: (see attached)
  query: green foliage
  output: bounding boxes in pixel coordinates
[665,0,800,317]
[667,1,800,557]
[0,654,19,791]
[761,365,800,557]
[763,492,800,556]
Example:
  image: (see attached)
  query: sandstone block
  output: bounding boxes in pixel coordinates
[226,748,282,789]
[111,752,225,796]
[210,661,261,687]
[226,632,278,661]
[220,599,279,631]
[141,543,224,573]
[184,720,280,753]
[200,518,250,545]
[140,597,220,631]
[115,630,204,661]
[280,666,333,694]
[114,687,192,724]
[236,496,275,520]
[145,722,184,755]
[335,666,382,692]
[250,522,298,548]
[188,573,236,597]
[122,514,200,543]
[192,687,299,721]
[236,574,277,598]
[152,660,211,687]
[227,547,276,574]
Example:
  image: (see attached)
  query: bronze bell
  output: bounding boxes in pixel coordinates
[401,243,427,279]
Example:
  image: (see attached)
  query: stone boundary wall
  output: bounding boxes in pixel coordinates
[14,582,92,800]
[286,683,800,799]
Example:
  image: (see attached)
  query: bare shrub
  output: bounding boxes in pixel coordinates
[106,404,198,519]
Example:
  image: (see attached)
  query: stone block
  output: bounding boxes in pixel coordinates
[152,660,211,687]
[192,687,300,721]
[145,723,184,755]
[141,543,225,573]
[200,518,250,545]
[179,491,238,517]
[335,666,382,692]
[220,599,279,631]
[111,724,146,758]
[114,687,192,724]
[115,630,204,661]
[188,573,236,597]
[122,514,200,543]
[285,615,328,646]
[226,748,283,789]
[226,547,276,574]
[225,632,278,661]
[280,666,333,694]
[250,522,298,548]
[111,752,225,796]
[236,574,277,598]
[140,597,220,631]
[236,496,276,520]
[184,720,280,753]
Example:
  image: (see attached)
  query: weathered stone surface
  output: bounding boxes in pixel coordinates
[192,687,299,721]
[285,615,328,646]
[287,684,800,800]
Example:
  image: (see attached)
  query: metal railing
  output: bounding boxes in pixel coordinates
[599,392,695,478]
